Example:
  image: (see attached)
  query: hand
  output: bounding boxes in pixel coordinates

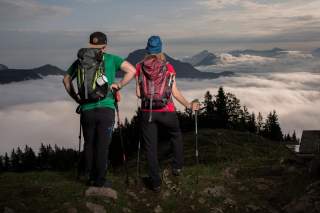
[190,100,200,111]
[111,82,121,91]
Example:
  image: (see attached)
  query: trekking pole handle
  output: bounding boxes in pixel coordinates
[191,99,200,113]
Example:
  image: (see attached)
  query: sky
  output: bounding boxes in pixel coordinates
[1,0,320,69]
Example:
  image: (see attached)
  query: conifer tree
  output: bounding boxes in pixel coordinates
[0,156,3,172]
[4,153,9,171]
[215,87,228,128]
[226,92,242,129]
[248,112,257,133]
[22,145,36,171]
[263,110,283,141]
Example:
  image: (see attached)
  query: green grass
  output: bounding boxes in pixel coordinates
[0,129,313,213]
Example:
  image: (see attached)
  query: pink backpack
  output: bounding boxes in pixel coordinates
[139,57,174,116]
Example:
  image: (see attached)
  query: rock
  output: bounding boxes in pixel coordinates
[190,205,195,211]
[239,186,248,192]
[224,198,236,207]
[198,197,206,204]
[210,207,224,213]
[122,207,132,213]
[126,191,139,201]
[154,205,163,213]
[246,204,260,212]
[86,202,106,213]
[3,207,15,213]
[256,184,269,191]
[85,187,118,200]
[223,167,238,179]
[203,186,226,198]
[67,207,78,213]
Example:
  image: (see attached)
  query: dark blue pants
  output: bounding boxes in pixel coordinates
[81,107,115,186]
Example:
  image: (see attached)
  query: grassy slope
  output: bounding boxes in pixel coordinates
[0,129,313,213]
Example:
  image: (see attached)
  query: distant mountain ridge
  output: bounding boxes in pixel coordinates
[182,50,218,66]
[0,64,8,70]
[122,49,233,79]
[228,48,285,57]
[0,64,65,84]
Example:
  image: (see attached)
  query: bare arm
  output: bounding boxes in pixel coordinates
[172,77,200,111]
[172,78,191,108]
[111,61,136,90]
[62,74,80,103]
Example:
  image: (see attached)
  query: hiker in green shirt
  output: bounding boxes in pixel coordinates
[63,32,136,187]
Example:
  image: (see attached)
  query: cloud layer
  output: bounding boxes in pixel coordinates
[1,65,320,154]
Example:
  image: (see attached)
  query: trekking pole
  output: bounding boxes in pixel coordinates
[76,105,82,180]
[113,90,129,185]
[136,103,142,184]
[136,136,141,182]
[192,99,200,184]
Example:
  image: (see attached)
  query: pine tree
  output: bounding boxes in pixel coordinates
[4,153,10,171]
[0,156,3,172]
[292,131,299,144]
[38,143,49,169]
[215,87,228,128]
[263,110,283,141]
[239,106,251,131]
[203,91,214,115]
[10,149,19,171]
[248,113,257,133]
[22,145,37,171]
[226,92,242,129]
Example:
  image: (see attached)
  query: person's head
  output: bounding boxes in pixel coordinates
[89,31,107,50]
[145,35,166,61]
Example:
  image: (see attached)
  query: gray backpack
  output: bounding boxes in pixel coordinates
[76,48,109,103]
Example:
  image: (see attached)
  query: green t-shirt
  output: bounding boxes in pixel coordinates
[67,53,124,111]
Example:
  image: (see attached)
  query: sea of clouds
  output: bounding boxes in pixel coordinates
[1,51,320,154]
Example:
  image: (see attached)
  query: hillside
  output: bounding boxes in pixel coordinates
[0,64,65,84]
[121,49,233,79]
[0,129,318,213]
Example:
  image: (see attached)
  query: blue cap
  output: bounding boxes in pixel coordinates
[146,35,162,54]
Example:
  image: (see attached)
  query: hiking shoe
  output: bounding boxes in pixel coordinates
[142,177,161,193]
[86,179,94,186]
[172,168,182,176]
[93,180,112,188]
[152,185,161,193]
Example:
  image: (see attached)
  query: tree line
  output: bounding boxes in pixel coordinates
[0,87,299,173]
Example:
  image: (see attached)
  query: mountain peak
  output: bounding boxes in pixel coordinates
[183,50,218,66]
